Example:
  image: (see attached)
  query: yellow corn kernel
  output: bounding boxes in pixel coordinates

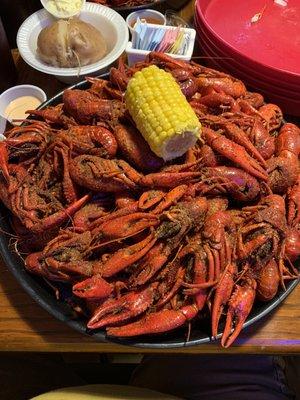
[125,65,201,161]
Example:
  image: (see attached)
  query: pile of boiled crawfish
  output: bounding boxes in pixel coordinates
[0,52,299,347]
[89,0,152,8]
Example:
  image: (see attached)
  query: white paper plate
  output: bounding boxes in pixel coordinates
[17,2,128,80]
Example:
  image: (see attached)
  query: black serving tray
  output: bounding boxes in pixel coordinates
[0,78,298,348]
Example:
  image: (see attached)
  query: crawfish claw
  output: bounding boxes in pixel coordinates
[72,275,112,299]
[221,277,256,348]
[107,304,198,337]
[87,284,157,330]
[211,263,237,338]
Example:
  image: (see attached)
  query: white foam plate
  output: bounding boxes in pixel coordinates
[17,2,128,79]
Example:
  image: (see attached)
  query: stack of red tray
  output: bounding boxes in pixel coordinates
[194,0,300,116]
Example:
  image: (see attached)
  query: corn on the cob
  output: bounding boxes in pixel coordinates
[125,65,201,161]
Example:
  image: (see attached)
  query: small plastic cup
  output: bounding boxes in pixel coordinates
[0,84,47,134]
[126,9,166,36]
[165,10,191,28]
[40,0,86,19]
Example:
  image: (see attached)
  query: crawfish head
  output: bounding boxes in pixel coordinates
[242,195,287,235]
[33,231,98,281]
[113,123,164,172]
[56,125,118,159]
[153,198,208,252]
[156,220,182,240]
[163,197,208,231]
[0,164,28,209]
[42,230,92,262]
[63,89,125,125]
[254,195,287,234]
[287,175,300,228]
[158,204,194,241]
[284,228,300,262]
[237,195,287,266]
[11,215,60,252]
[11,184,62,223]
[256,259,280,302]
[70,155,142,193]
[26,104,76,127]
[202,166,261,202]
[238,224,281,267]
[4,137,46,165]
[258,103,283,132]
[73,201,111,230]
[267,154,299,194]
[32,152,57,190]
[248,232,278,264]
[3,122,52,165]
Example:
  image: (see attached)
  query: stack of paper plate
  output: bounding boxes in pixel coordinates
[194,0,300,115]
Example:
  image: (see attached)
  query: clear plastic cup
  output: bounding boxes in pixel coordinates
[164,10,191,28]
[126,9,166,36]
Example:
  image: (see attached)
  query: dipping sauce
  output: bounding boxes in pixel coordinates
[4,96,41,125]
[130,17,164,28]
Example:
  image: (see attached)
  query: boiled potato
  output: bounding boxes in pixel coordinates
[37,19,107,68]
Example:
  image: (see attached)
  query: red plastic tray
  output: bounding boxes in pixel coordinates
[194,18,300,95]
[194,8,300,91]
[195,0,300,82]
[196,33,300,115]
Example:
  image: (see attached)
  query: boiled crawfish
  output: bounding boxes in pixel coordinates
[0,52,299,350]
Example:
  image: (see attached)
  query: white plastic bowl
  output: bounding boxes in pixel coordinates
[0,84,47,134]
[17,3,129,84]
[40,0,86,19]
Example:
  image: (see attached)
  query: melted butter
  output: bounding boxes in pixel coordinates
[4,96,41,125]
[46,0,83,17]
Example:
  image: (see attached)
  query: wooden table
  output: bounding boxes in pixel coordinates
[0,0,299,354]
